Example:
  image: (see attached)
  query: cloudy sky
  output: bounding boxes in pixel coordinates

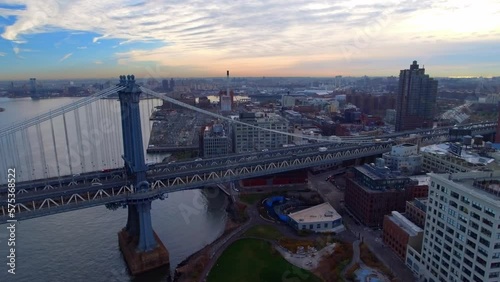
[0,0,499,80]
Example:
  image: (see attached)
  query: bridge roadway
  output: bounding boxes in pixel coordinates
[0,142,394,222]
[2,120,495,194]
[0,121,496,222]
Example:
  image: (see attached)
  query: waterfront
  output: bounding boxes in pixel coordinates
[0,97,228,281]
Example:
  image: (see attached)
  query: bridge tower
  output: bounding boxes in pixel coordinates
[117,75,169,275]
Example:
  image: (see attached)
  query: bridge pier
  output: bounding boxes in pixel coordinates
[117,75,169,275]
[118,202,169,275]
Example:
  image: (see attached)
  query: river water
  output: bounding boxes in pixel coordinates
[0,97,228,281]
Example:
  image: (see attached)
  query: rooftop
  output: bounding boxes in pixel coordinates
[409,198,428,212]
[387,211,423,236]
[429,171,500,203]
[288,202,341,224]
[409,175,430,186]
[356,163,405,181]
[421,143,494,166]
[401,143,416,147]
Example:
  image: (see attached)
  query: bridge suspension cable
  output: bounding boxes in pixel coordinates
[0,85,129,184]
[140,87,374,144]
[0,85,124,138]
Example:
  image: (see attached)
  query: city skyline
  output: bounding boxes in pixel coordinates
[0,0,499,80]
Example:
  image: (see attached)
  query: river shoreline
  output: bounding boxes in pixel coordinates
[172,199,247,282]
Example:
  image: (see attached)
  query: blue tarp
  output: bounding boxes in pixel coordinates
[265,196,289,223]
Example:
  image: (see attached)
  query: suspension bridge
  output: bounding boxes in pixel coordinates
[0,75,497,275]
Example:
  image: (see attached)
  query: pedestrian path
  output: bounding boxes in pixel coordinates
[342,240,391,282]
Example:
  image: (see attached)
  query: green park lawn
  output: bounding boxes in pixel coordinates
[243,225,283,240]
[207,238,321,282]
[239,193,270,205]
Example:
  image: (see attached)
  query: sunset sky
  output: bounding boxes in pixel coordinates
[1,0,499,80]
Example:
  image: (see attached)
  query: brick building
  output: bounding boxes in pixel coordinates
[395,61,437,132]
[345,162,428,227]
[404,198,427,229]
[382,211,423,261]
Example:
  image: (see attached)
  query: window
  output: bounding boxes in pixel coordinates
[458,215,468,223]
[446,227,455,235]
[324,223,328,228]
[461,196,470,205]
[443,251,451,260]
[459,206,469,214]
[479,237,490,247]
[454,241,464,250]
[469,221,479,230]
[464,248,474,259]
[444,244,452,252]
[480,227,491,237]
[476,256,487,267]
[471,201,482,211]
[484,207,495,217]
[482,218,493,227]
[466,239,476,249]
[478,246,488,256]
[450,191,459,199]
[448,209,456,217]
[449,200,458,208]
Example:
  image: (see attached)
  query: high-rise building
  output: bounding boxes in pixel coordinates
[169,78,175,92]
[395,61,438,132]
[495,102,500,143]
[201,123,230,157]
[233,112,289,153]
[420,171,500,282]
[161,79,169,91]
[30,78,36,94]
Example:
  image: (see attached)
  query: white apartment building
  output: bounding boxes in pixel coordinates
[421,171,500,282]
[233,112,289,153]
[383,143,422,175]
[421,143,495,173]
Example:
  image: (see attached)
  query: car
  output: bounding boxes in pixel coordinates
[195,158,203,161]
[91,182,103,186]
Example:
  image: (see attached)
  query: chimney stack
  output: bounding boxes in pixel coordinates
[226,70,230,96]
